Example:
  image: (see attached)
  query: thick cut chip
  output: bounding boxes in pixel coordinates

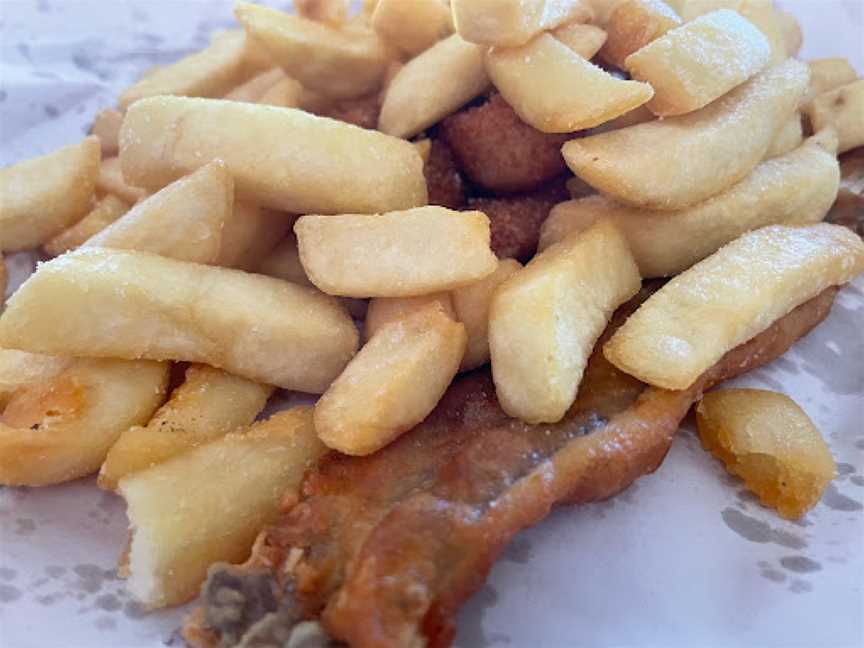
[487,33,653,133]
[315,305,466,456]
[452,258,523,372]
[605,224,864,390]
[549,21,607,58]
[121,408,328,608]
[44,194,129,257]
[85,161,233,264]
[562,59,809,209]
[295,207,497,297]
[99,364,273,490]
[600,0,681,69]
[803,58,858,107]
[0,349,69,407]
[91,108,124,157]
[490,220,640,423]
[370,0,452,56]
[697,389,836,519]
[678,0,788,62]
[224,68,286,102]
[120,96,426,214]
[805,80,864,154]
[97,157,147,204]
[764,113,802,159]
[452,0,593,47]
[119,30,256,109]
[625,10,771,116]
[378,34,490,139]
[0,247,359,393]
[0,359,168,486]
[236,2,389,99]
[364,293,455,342]
[214,203,292,271]
[0,136,100,252]
[541,137,840,276]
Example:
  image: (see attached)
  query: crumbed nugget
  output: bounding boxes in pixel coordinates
[468,178,569,261]
[424,139,467,210]
[441,94,568,194]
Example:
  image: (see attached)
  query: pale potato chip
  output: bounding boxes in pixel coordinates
[562,59,808,209]
[600,0,681,68]
[295,207,497,297]
[371,0,453,56]
[604,224,864,390]
[120,96,426,214]
[805,80,864,154]
[542,136,840,277]
[91,108,124,157]
[97,157,147,204]
[625,10,771,116]
[314,304,466,455]
[765,113,803,159]
[452,0,594,47]
[44,194,129,257]
[486,33,653,132]
[552,22,608,58]
[0,136,101,252]
[489,220,640,423]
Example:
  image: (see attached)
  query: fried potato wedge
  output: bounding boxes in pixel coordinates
[257,234,311,286]
[490,220,640,423]
[487,33,653,133]
[0,136,100,252]
[605,224,864,390]
[91,108,124,157]
[119,30,254,109]
[778,10,801,56]
[121,407,327,608]
[256,76,303,108]
[562,59,808,209]
[224,67,286,102]
[600,0,681,68]
[99,364,273,490]
[120,96,426,214]
[452,0,593,47]
[625,10,771,116]
[0,359,168,486]
[43,194,129,257]
[378,34,490,139]
[214,203,292,271]
[697,389,836,519]
[370,0,452,56]
[803,58,858,107]
[805,80,864,154]
[765,113,802,159]
[452,258,523,372]
[541,136,840,276]
[236,2,389,99]
[552,22,608,58]
[0,349,69,407]
[0,247,359,393]
[364,293,455,342]
[295,207,497,297]
[679,0,787,62]
[97,157,147,204]
[85,161,232,264]
[315,305,466,455]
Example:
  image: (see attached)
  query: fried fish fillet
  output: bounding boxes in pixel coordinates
[185,284,838,648]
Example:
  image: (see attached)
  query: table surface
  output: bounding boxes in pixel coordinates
[0,2,862,647]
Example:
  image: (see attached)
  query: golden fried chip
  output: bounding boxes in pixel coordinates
[697,389,836,519]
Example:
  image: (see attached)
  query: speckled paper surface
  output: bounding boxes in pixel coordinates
[0,2,862,647]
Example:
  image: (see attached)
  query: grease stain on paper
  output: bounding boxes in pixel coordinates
[720,508,806,549]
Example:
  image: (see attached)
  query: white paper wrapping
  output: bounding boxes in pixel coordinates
[0,2,862,647]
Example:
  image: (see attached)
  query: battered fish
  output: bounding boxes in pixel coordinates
[185,284,838,648]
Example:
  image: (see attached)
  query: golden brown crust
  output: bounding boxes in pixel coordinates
[440,94,569,194]
[827,146,864,237]
[424,140,467,210]
[319,93,382,130]
[469,178,569,261]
